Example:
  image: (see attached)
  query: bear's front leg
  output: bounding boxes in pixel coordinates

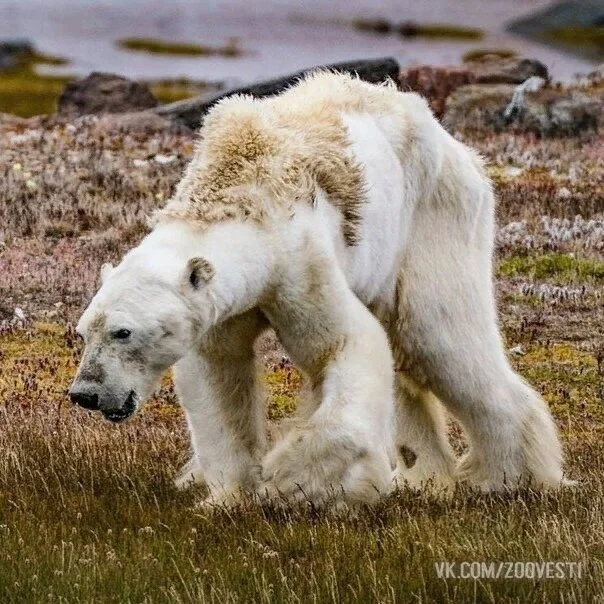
[173,309,268,506]
[259,264,397,506]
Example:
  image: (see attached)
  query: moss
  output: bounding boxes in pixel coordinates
[514,343,602,423]
[399,22,483,40]
[352,18,393,34]
[149,79,211,104]
[0,72,72,117]
[0,323,77,402]
[117,37,242,58]
[263,366,302,420]
[350,19,483,40]
[462,48,518,62]
[0,51,72,117]
[498,253,604,283]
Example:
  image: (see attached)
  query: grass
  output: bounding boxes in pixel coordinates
[498,253,604,283]
[0,323,602,602]
[0,82,602,601]
[116,37,242,58]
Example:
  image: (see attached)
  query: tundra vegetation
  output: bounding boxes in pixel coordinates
[0,82,602,601]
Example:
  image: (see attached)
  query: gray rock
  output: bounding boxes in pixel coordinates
[58,72,159,117]
[443,82,601,137]
[467,56,549,85]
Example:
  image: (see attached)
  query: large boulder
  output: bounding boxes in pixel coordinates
[398,57,549,118]
[465,56,549,84]
[442,82,601,137]
[398,65,476,117]
[58,72,158,117]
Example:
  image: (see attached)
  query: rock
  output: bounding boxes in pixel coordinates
[0,38,34,71]
[91,110,190,136]
[398,65,475,117]
[58,72,159,117]
[466,56,549,84]
[443,82,601,137]
[398,57,549,118]
[502,76,547,120]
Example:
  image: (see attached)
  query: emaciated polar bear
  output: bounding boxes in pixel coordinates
[70,72,566,506]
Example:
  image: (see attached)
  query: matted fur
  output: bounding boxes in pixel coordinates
[154,72,416,245]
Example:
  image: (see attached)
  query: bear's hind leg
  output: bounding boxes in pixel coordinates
[395,269,565,491]
[394,374,456,493]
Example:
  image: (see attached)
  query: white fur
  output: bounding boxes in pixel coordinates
[74,74,567,507]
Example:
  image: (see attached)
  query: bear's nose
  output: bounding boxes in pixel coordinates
[70,391,99,410]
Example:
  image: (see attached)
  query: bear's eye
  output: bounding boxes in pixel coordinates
[112,329,132,340]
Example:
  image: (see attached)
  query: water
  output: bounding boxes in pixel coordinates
[0,0,596,85]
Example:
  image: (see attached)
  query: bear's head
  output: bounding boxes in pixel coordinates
[70,249,215,423]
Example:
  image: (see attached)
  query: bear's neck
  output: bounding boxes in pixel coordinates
[148,219,277,324]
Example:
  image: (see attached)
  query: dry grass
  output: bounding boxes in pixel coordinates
[0,99,602,601]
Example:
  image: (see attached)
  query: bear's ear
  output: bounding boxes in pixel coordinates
[100,263,114,284]
[185,257,215,289]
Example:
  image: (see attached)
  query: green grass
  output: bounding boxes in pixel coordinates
[116,37,242,58]
[498,253,604,283]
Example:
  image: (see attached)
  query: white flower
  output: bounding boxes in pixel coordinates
[154,154,177,165]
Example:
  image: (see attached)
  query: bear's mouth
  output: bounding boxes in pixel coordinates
[101,391,137,423]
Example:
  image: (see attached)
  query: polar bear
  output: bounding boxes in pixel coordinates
[70,72,566,506]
